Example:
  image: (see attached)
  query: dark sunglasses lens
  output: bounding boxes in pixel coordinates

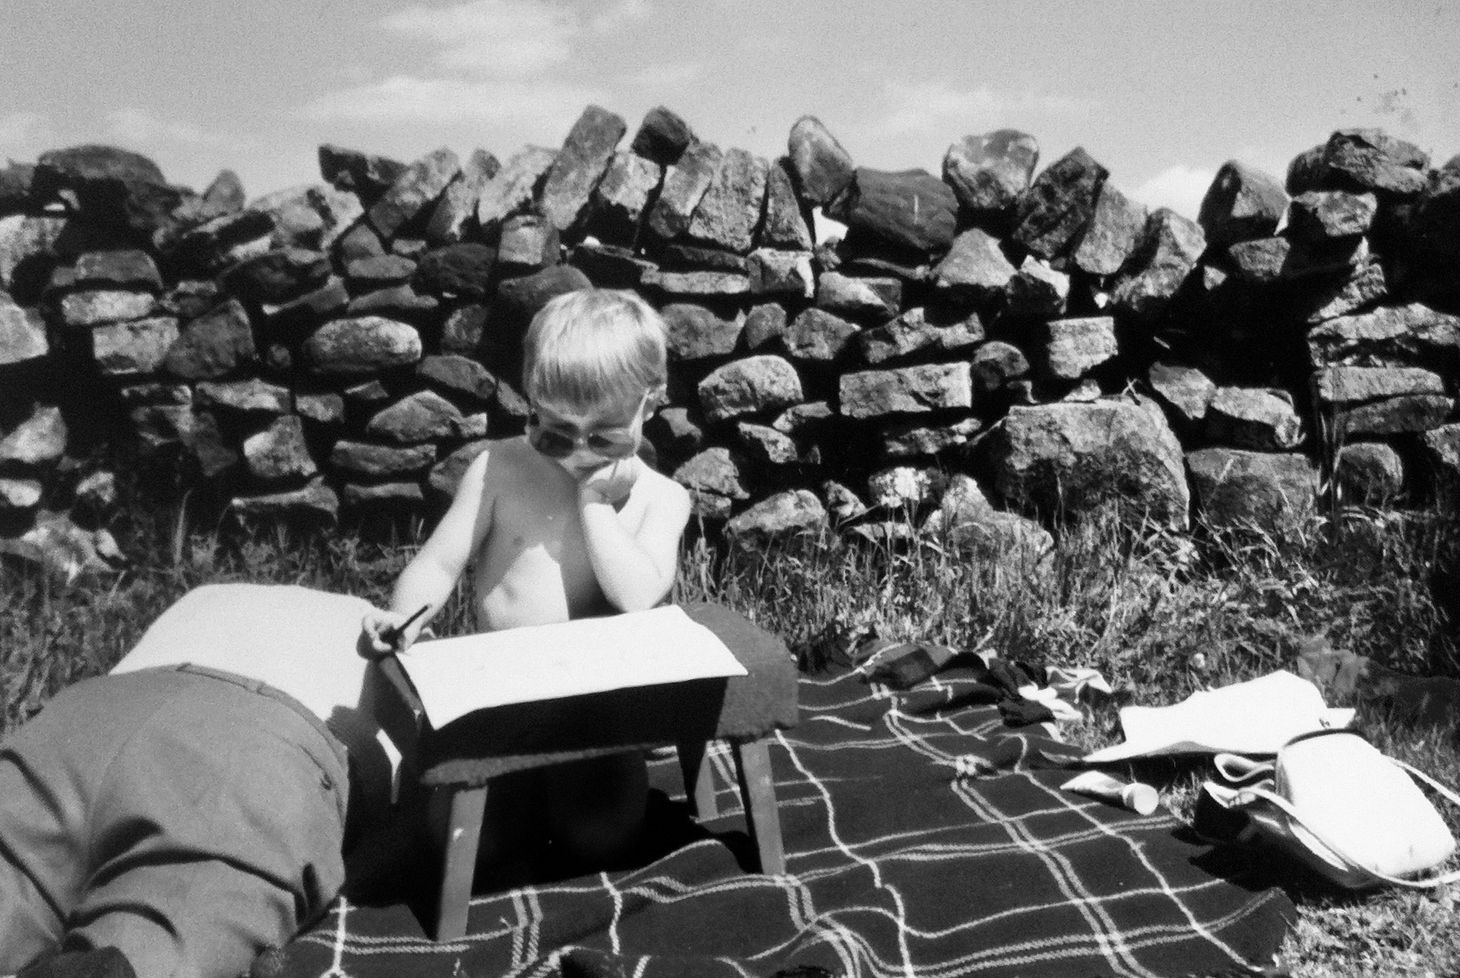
[526,423,575,458]
[586,431,639,458]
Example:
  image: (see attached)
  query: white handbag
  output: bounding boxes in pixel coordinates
[1200,729,1460,890]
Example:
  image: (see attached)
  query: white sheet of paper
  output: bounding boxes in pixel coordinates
[395,605,747,729]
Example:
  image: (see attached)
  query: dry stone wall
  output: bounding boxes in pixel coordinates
[2,109,1460,573]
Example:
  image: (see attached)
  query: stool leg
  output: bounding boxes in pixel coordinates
[436,785,488,941]
[677,739,718,819]
[731,738,785,875]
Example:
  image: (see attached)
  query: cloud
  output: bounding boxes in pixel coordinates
[103,108,244,152]
[0,112,60,160]
[376,0,649,79]
[302,74,607,128]
[626,61,705,90]
[1130,165,1215,222]
[850,80,1099,143]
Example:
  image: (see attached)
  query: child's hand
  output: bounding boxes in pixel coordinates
[577,455,643,507]
[360,606,429,657]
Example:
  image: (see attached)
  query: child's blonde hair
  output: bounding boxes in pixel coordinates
[522,288,668,410]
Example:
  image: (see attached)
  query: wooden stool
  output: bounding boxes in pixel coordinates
[386,603,799,941]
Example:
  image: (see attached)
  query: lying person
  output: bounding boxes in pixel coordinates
[0,583,420,978]
[361,287,691,868]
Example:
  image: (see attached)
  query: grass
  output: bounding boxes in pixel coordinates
[3,495,1459,977]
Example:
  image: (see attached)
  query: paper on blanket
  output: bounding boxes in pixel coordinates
[396,605,746,728]
[1083,670,1354,762]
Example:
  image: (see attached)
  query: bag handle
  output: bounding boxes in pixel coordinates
[1238,759,1460,890]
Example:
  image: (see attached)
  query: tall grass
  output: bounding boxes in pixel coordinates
[2,498,1458,976]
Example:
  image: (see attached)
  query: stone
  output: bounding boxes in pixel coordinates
[0,297,47,367]
[1187,448,1317,531]
[439,303,489,356]
[425,148,499,245]
[942,130,1039,226]
[1011,147,1108,260]
[735,423,802,466]
[656,243,749,272]
[73,250,162,291]
[117,383,191,406]
[1110,209,1206,323]
[647,140,723,240]
[0,215,67,293]
[345,255,416,292]
[247,183,362,254]
[33,145,181,236]
[0,162,33,212]
[569,242,655,288]
[1288,190,1378,241]
[221,248,331,304]
[330,439,437,478]
[839,168,958,256]
[587,151,662,244]
[412,243,495,299]
[786,116,855,207]
[345,284,439,320]
[165,209,275,276]
[985,397,1189,525]
[1072,183,1147,276]
[822,479,869,524]
[772,401,834,438]
[1296,129,1430,197]
[495,265,592,328]
[344,380,393,406]
[340,481,425,509]
[427,440,490,503]
[0,405,66,469]
[90,316,179,378]
[163,299,257,380]
[242,415,317,483]
[839,363,973,418]
[72,470,119,515]
[1147,361,1216,426]
[816,272,901,322]
[925,492,1054,566]
[1421,424,1460,508]
[1197,161,1288,246]
[194,377,292,415]
[295,391,345,425]
[199,170,246,217]
[496,215,559,271]
[229,479,339,525]
[970,341,1030,399]
[1005,257,1070,318]
[0,512,126,582]
[539,105,626,235]
[159,279,222,321]
[475,146,557,231]
[494,378,530,422]
[302,316,421,376]
[867,465,934,510]
[672,447,748,520]
[630,106,695,167]
[1313,366,1445,404]
[134,406,238,478]
[318,145,409,203]
[933,227,1017,298]
[1206,387,1304,450]
[644,406,705,459]
[743,302,789,351]
[365,390,463,443]
[1041,317,1117,381]
[686,149,767,254]
[1306,302,1460,368]
[418,353,497,404]
[1335,442,1405,504]
[367,147,460,240]
[877,416,982,458]
[1410,167,1460,261]
[640,268,750,297]
[782,308,860,362]
[725,490,827,545]
[661,302,745,360]
[858,307,983,365]
[336,222,386,263]
[1334,395,1453,437]
[1297,261,1388,324]
[747,249,815,298]
[759,160,813,250]
[697,355,804,423]
[59,290,157,328]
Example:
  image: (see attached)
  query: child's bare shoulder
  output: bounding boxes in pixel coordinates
[456,436,535,491]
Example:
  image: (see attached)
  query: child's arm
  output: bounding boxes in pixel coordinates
[578,461,691,612]
[361,449,496,655]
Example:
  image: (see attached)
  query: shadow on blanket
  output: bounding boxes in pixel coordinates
[272,663,1296,978]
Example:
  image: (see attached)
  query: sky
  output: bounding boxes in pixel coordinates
[3,0,1459,223]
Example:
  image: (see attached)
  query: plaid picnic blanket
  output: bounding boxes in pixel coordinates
[274,661,1295,978]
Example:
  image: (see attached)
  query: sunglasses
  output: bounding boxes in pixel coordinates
[525,395,648,460]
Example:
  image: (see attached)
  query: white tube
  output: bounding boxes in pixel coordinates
[1061,770,1159,816]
